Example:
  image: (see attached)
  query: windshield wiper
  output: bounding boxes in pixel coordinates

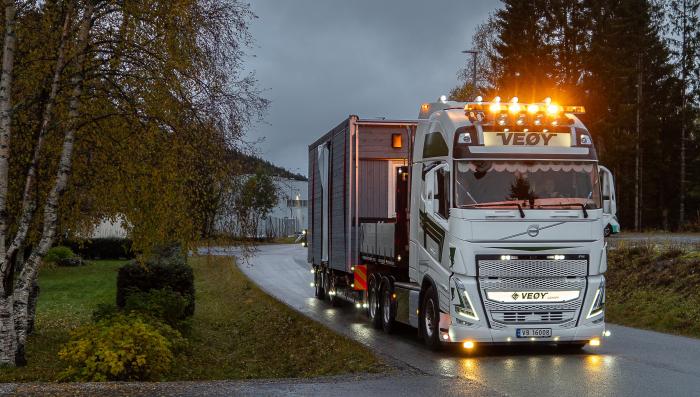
[535,203,588,218]
[460,202,525,218]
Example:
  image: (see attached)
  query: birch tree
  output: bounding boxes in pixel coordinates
[0,0,267,367]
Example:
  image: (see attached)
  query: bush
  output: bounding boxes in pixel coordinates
[124,288,192,332]
[117,257,195,316]
[58,314,181,381]
[44,246,75,263]
[57,257,85,267]
[63,238,134,260]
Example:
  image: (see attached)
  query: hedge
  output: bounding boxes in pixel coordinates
[116,254,195,316]
[62,238,134,260]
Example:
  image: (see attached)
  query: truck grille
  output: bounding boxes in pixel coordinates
[478,258,587,278]
[477,256,588,329]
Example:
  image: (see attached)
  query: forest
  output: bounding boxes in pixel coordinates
[451,0,700,231]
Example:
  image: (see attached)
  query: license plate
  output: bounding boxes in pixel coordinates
[516,328,552,338]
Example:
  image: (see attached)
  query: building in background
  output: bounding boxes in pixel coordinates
[263,177,308,237]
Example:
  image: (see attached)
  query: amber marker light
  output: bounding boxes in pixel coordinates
[546,103,562,116]
[463,341,475,349]
[420,103,430,112]
[589,338,601,347]
[527,104,539,114]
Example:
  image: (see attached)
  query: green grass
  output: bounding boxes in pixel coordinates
[606,244,700,338]
[168,255,383,379]
[0,260,124,382]
[0,256,382,381]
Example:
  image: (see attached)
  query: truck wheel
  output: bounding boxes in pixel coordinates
[380,278,396,334]
[604,224,612,237]
[327,273,340,307]
[368,275,382,329]
[314,268,325,299]
[420,285,443,350]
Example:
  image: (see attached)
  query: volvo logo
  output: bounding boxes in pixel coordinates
[527,224,540,237]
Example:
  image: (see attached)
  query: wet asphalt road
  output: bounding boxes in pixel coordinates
[206,244,700,397]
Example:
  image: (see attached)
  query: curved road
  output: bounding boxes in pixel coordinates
[206,244,700,397]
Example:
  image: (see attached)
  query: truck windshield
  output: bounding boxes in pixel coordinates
[454,160,601,209]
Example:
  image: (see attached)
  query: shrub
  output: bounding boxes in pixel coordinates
[57,257,84,267]
[58,314,180,381]
[63,238,134,260]
[124,288,192,332]
[117,257,195,316]
[44,246,75,263]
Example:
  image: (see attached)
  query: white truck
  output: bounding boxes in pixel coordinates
[307,97,614,350]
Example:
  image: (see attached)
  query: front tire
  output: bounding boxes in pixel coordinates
[420,285,443,350]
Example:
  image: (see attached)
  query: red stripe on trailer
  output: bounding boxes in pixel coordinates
[354,265,367,290]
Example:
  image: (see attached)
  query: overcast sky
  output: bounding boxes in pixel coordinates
[244,0,501,176]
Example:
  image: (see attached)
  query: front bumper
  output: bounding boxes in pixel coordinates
[446,321,605,344]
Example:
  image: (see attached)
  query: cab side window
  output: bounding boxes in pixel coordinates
[435,168,450,219]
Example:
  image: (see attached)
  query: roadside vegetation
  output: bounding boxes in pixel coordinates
[607,243,700,338]
[0,254,381,382]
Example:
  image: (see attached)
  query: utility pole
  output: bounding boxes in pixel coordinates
[679,0,688,226]
[461,50,479,92]
[635,56,643,231]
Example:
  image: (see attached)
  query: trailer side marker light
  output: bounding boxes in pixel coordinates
[463,341,475,349]
[589,338,601,347]
[604,330,611,337]
[392,293,397,299]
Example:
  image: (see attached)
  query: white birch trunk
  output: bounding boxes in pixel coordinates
[7,3,74,262]
[11,1,94,366]
[0,1,18,367]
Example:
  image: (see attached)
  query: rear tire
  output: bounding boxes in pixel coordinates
[368,274,382,329]
[314,268,325,299]
[420,285,443,350]
[326,272,340,307]
[380,278,396,334]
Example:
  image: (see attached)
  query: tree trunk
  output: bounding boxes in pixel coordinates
[11,1,94,366]
[0,1,17,367]
[7,2,74,262]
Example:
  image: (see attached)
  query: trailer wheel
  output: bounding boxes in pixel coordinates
[420,285,443,350]
[367,275,382,329]
[380,278,396,334]
[314,268,325,299]
[326,272,340,307]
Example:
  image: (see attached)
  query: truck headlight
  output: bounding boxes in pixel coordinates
[453,278,479,321]
[587,278,605,319]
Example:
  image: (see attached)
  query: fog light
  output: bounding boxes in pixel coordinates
[463,341,475,349]
[589,338,601,347]
[604,330,611,337]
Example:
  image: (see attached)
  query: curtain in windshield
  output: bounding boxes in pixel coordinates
[455,161,601,209]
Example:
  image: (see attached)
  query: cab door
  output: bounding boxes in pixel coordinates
[599,165,618,235]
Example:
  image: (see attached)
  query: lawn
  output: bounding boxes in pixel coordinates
[0,255,382,381]
[606,244,700,338]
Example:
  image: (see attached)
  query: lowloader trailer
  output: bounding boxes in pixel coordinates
[307,97,615,350]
